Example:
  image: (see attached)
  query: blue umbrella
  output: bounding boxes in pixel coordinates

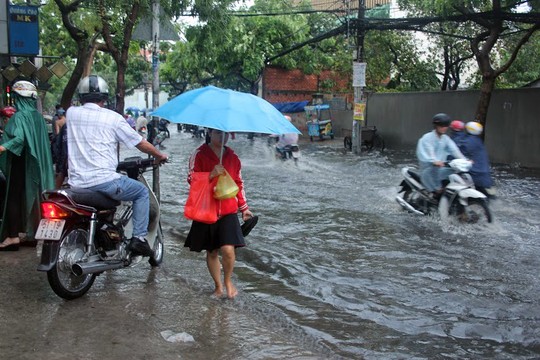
[151,86,301,135]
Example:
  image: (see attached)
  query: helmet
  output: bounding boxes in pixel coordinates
[12,80,37,99]
[432,113,451,127]
[78,75,109,103]
[450,120,465,131]
[466,121,483,136]
[0,106,16,118]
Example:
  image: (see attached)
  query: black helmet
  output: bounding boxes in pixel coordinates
[432,113,451,127]
[78,75,109,103]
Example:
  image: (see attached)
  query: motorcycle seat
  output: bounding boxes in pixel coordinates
[407,169,422,184]
[64,188,121,210]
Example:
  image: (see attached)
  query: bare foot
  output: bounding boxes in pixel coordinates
[225,284,238,299]
[211,286,224,299]
[0,237,20,247]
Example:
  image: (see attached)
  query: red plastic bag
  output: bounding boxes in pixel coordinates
[184,172,218,224]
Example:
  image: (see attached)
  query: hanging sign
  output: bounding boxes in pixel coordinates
[352,62,366,87]
[8,5,39,55]
[354,102,366,122]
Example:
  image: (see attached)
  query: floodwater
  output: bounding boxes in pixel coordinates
[157,130,540,359]
[1,127,539,360]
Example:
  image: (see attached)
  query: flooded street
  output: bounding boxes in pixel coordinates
[162,130,540,359]
[1,127,539,359]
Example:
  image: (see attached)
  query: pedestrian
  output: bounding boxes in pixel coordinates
[51,110,68,188]
[184,128,254,299]
[0,81,55,250]
[416,113,465,199]
[136,112,147,134]
[67,75,168,257]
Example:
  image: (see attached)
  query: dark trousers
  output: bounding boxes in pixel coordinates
[5,153,25,237]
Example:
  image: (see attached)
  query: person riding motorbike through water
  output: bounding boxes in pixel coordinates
[416,113,466,199]
[449,120,466,146]
[275,115,299,159]
[459,121,495,197]
[67,75,168,257]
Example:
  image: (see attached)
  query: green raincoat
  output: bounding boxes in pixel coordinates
[0,95,54,239]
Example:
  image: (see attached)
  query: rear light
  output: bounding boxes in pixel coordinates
[41,202,71,219]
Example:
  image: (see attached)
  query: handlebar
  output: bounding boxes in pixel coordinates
[116,156,156,172]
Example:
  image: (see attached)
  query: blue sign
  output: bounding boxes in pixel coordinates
[8,5,39,55]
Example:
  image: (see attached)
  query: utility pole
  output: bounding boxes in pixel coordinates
[352,0,366,155]
[151,0,161,201]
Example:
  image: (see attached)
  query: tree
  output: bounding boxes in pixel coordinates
[161,0,352,95]
[397,0,540,128]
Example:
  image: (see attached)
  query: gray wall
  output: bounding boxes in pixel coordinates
[363,88,540,168]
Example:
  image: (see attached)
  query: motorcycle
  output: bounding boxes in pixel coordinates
[396,159,492,223]
[36,156,164,300]
[268,135,301,163]
[276,144,301,163]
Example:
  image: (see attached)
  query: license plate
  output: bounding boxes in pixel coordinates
[35,219,66,240]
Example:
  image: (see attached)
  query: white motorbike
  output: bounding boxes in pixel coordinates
[396,159,492,223]
[36,156,165,300]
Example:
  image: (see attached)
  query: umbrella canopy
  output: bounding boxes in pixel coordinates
[151,86,301,135]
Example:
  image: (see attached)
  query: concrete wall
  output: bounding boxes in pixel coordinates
[364,88,540,168]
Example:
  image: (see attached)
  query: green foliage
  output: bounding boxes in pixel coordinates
[161,0,353,94]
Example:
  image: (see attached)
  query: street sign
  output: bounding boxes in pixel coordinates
[8,5,39,56]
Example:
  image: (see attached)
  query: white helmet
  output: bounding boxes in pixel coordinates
[466,121,483,136]
[12,80,37,99]
[78,75,109,103]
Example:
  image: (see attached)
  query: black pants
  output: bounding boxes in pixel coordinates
[5,152,25,237]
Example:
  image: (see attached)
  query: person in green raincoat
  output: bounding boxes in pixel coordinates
[0,80,54,251]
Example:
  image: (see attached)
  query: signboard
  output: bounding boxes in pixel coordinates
[8,5,39,55]
[353,62,366,87]
[353,102,366,122]
[0,1,8,54]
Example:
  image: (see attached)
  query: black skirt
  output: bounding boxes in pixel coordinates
[185,213,246,252]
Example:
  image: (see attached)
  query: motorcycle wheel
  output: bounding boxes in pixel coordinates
[47,227,96,300]
[148,222,164,267]
[462,198,493,224]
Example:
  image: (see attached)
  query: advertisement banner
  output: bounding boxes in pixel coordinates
[354,102,366,122]
[8,5,39,55]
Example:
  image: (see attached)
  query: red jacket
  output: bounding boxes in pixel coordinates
[188,144,248,217]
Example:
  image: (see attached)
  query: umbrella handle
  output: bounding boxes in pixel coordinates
[219,132,225,164]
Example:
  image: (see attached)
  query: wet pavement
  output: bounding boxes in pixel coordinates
[0,245,324,360]
[1,129,540,360]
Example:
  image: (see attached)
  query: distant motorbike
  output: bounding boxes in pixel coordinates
[276,144,301,163]
[36,156,165,300]
[396,159,492,223]
[268,135,301,163]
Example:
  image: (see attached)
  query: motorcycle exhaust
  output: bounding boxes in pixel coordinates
[72,260,125,276]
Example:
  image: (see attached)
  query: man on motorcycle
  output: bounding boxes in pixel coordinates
[67,75,168,257]
[416,113,466,198]
[275,115,299,159]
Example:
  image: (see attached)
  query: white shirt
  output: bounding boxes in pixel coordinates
[416,130,464,164]
[276,133,299,148]
[67,103,143,187]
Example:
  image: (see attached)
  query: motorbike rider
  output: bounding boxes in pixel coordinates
[275,115,299,158]
[66,75,168,257]
[460,121,495,196]
[416,113,466,199]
